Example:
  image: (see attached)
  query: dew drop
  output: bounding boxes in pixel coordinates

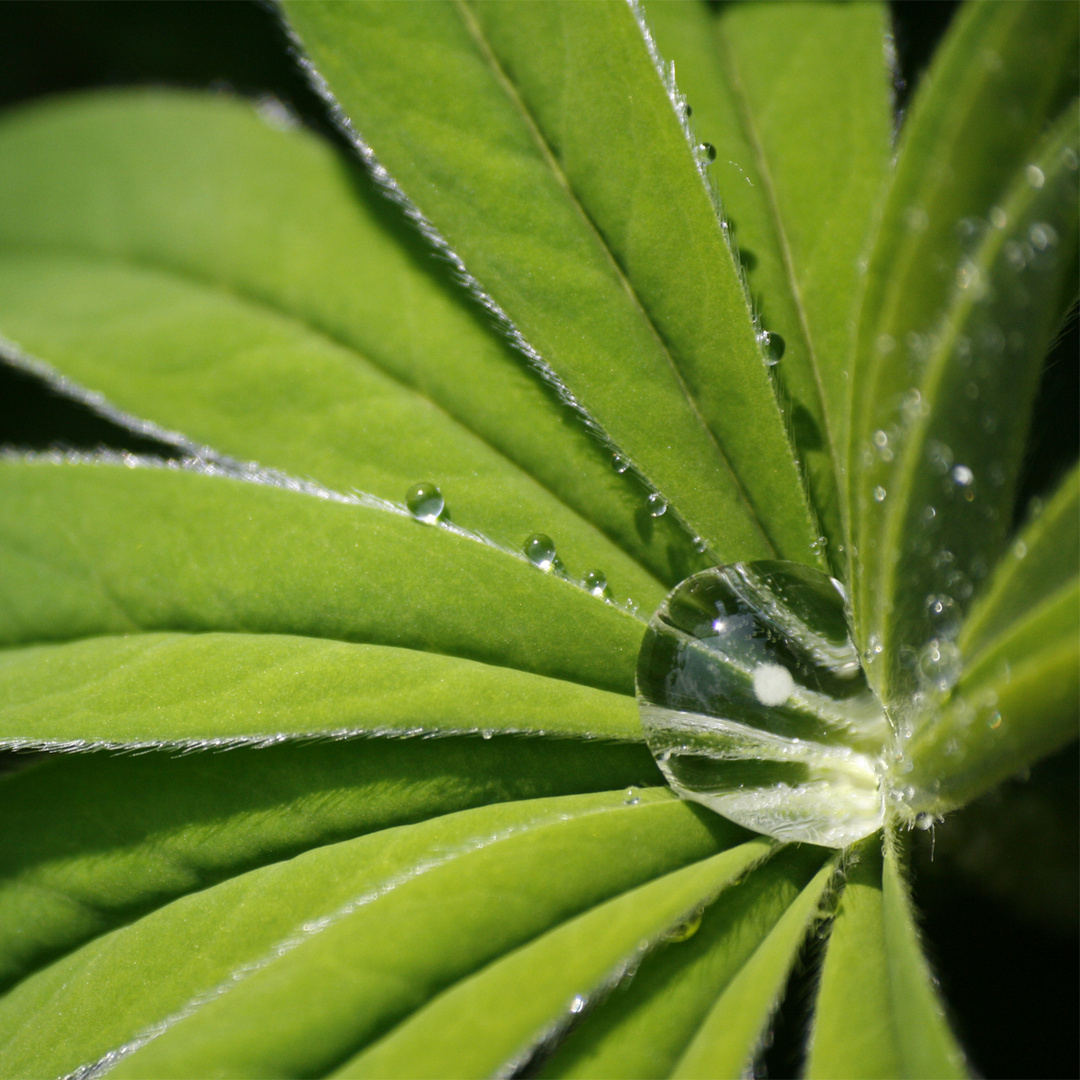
[925,594,961,639]
[612,453,631,474]
[873,485,887,503]
[682,102,693,118]
[1025,163,1045,188]
[624,786,640,806]
[699,142,717,163]
[951,463,974,488]
[917,638,962,693]
[989,206,1008,229]
[637,561,890,848]
[524,532,557,571]
[914,811,934,830]
[405,482,444,524]
[667,910,703,943]
[584,569,609,597]
[646,493,668,517]
[757,330,786,364]
[569,995,587,1015]
[1013,539,1028,560]
[692,536,708,554]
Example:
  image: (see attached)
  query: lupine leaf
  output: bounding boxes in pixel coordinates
[0,460,649,694]
[330,839,774,1079]
[0,92,700,589]
[848,0,1079,697]
[642,0,894,568]
[0,792,741,1079]
[0,736,658,992]
[807,839,968,1079]
[537,844,829,1079]
[670,855,838,1079]
[281,0,822,568]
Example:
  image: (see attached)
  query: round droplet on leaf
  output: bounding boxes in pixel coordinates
[646,493,668,517]
[524,532,558,571]
[584,569,609,598]
[699,142,717,163]
[405,482,444,524]
[637,561,890,848]
[757,330,785,364]
[612,453,631,474]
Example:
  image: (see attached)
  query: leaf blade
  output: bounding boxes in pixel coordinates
[281,0,821,565]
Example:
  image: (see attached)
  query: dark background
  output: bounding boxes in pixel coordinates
[0,3,1075,1077]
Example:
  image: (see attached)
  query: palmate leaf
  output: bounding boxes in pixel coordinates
[0,1,1075,1077]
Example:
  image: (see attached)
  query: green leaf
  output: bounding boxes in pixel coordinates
[0,791,740,1079]
[281,0,822,567]
[807,838,968,1080]
[848,0,1079,694]
[536,844,829,1079]
[0,632,640,748]
[906,579,1079,814]
[642,0,894,566]
[0,91,699,588]
[330,839,774,1079]
[898,465,1080,811]
[670,854,838,1079]
[960,462,1080,659]
[0,737,658,992]
[0,460,648,694]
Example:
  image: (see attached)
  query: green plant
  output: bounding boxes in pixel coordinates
[0,0,1075,1076]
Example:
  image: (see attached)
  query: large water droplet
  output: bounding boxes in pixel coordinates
[637,562,890,848]
[524,532,557,571]
[405,482,444,524]
[646,493,668,517]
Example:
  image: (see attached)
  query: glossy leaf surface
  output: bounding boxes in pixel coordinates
[282,0,821,567]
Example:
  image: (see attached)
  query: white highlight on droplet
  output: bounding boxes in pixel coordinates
[752,664,795,707]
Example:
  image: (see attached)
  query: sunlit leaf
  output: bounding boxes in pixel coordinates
[281,0,821,567]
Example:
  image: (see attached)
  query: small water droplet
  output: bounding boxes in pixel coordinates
[569,994,587,1015]
[989,206,1008,229]
[876,333,897,355]
[757,330,785,364]
[584,569,609,598]
[626,599,640,615]
[481,730,493,740]
[1013,540,1028,559]
[917,639,962,693]
[524,532,557,571]
[624,786,640,806]
[646,493,668,517]
[1061,146,1079,171]
[405,482,444,524]
[951,464,974,487]
[926,594,961,639]
[914,811,934,831]
[692,536,708,554]
[1025,163,1045,188]
[682,102,693,118]
[988,710,1003,730]
[1029,222,1058,251]
[637,561,890,848]
[667,909,703,943]
[612,453,631,474]
[699,142,717,163]
[873,486,887,503]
